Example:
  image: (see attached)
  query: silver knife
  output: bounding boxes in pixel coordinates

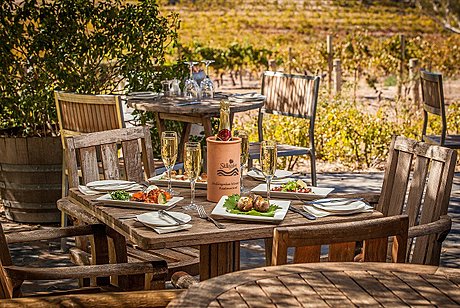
[289,205,316,220]
[159,210,187,225]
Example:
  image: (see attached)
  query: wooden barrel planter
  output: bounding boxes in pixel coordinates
[0,136,62,223]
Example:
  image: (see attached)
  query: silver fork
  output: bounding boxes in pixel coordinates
[196,204,226,229]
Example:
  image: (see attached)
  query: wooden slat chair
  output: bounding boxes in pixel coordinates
[248,71,321,186]
[0,221,168,299]
[272,215,409,266]
[64,126,199,285]
[420,70,460,148]
[375,135,457,265]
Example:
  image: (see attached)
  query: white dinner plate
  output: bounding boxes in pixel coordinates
[247,169,293,181]
[210,195,290,222]
[251,184,334,201]
[228,93,266,102]
[87,180,136,188]
[136,211,192,227]
[309,198,366,212]
[303,204,374,218]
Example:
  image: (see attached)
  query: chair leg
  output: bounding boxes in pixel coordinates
[61,157,69,252]
[310,153,317,187]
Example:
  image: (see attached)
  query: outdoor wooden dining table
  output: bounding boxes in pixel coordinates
[127,95,264,158]
[60,178,382,281]
[167,262,460,307]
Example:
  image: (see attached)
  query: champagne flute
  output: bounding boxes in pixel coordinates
[235,130,249,194]
[183,142,202,211]
[161,131,178,196]
[260,140,277,202]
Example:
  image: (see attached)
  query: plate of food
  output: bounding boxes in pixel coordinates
[95,186,183,210]
[210,194,290,222]
[251,179,334,201]
[148,171,207,189]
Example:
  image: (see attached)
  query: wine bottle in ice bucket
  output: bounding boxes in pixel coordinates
[217,101,232,141]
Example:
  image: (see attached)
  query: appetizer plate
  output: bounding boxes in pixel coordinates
[251,184,334,201]
[247,169,293,181]
[136,211,192,227]
[309,198,366,212]
[210,195,290,223]
[95,194,183,210]
[148,174,207,189]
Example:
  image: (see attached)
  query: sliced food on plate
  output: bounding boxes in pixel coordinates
[271,179,312,193]
[109,187,172,205]
[223,194,281,217]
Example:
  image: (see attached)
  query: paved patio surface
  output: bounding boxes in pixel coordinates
[2,172,460,294]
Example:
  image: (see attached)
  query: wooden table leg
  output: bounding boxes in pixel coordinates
[202,117,213,138]
[199,241,240,281]
[178,123,192,162]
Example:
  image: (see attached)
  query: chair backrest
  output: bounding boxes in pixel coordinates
[0,223,13,299]
[65,126,155,187]
[261,71,320,119]
[55,91,125,149]
[272,215,409,266]
[420,70,447,144]
[259,71,320,143]
[377,135,457,264]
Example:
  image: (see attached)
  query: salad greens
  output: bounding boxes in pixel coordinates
[109,190,131,201]
[223,194,281,217]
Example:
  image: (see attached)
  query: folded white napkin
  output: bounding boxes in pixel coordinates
[78,184,143,196]
[303,203,373,218]
[151,223,192,234]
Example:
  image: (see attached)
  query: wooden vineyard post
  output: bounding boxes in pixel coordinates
[327,35,333,92]
[397,34,405,99]
[288,47,292,74]
[409,58,420,105]
[333,59,342,95]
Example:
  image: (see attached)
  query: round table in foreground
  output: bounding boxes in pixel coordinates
[167,262,460,307]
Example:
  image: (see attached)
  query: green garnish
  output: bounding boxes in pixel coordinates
[281,180,298,192]
[109,190,131,201]
[223,194,281,217]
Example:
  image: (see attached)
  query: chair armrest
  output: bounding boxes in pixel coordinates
[4,260,167,281]
[408,215,452,239]
[328,192,380,204]
[0,289,183,308]
[171,271,199,289]
[6,224,106,244]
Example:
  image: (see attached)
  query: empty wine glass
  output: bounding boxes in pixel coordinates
[183,142,202,211]
[200,60,215,99]
[161,80,172,96]
[260,140,277,203]
[184,61,201,99]
[161,131,178,196]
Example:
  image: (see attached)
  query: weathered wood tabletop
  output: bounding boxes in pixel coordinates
[167,262,460,307]
[62,179,382,280]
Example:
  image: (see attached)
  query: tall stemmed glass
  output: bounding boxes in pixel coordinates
[200,60,215,99]
[260,140,277,202]
[183,142,202,211]
[235,130,249,194]
[161,131,178,196]
[183,61,200,99]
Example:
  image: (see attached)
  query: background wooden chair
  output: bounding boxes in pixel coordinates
[248,71,321,186]
[63,126,199,286]
[375,135,457,265]
[272,215,409,266]
[55,91,126,197]
[420,70,460,149]
[0,221,168,299]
